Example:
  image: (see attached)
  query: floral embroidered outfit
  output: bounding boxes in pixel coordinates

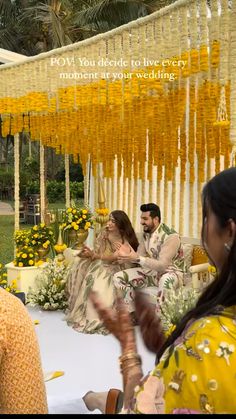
[113,223,185,310]
[128,306,236,414]
[65,229,133,334]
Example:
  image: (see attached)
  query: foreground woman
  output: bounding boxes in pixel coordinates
[0,288,48,413]
[87,167,236,413]
[65,210,139,335]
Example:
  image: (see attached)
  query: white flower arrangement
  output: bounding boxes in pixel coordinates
[157,287,200,333]
[27,260,70,310]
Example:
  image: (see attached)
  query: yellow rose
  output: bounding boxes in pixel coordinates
[18,262,23,267]
[34,234,39,238]
[32,240,36,245]
[67,208,72,213]
[29,260,34,266]
[6,287,10,292]
[22,253,28,259]
[82,209,88,214]
[43,243,48,249]
[82,215,86,219]
[72,209,77,214]
[29,253,34,258]
[74,225,79,230]
[33,226,38,231]
[86,222,91,228]
[40,223,45,228]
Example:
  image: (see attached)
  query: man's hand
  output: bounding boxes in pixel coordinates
[117,246,138,263]
[134,291,165,354]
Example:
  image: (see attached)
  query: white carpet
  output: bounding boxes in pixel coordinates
[27,306,155,414]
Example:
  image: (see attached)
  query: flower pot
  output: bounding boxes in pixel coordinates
[37,246,50,261]
[68,229,78,247]
[74,229,89,250]
[5,262,48,295]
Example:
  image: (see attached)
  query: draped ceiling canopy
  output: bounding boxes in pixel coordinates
[1,0,236,236]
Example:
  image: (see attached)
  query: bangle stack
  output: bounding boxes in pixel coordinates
[119,351,142,374]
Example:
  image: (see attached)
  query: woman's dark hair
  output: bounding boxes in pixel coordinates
[110,210,139,251]
[157,167,236,362]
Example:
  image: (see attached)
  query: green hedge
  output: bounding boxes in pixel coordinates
[24,180,84,202]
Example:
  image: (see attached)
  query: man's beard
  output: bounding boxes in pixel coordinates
[143,223,155,233]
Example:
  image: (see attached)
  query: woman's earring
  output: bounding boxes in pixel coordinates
[224,243,231,252]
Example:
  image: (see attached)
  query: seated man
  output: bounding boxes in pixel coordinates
[113,203,185,311]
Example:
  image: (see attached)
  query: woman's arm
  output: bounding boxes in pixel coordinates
[90,291,143,410]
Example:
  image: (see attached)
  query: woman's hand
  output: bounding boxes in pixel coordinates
[90,291,135,352]
[90,291,143,409]
[134,291,166,354]
[80,246,94,258]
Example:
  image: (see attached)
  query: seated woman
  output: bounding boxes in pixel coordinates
[65,210,139,335]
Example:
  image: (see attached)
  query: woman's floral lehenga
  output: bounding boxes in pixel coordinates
[65,230,132,335]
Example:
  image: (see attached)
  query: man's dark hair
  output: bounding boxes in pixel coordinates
[140,203,161,222]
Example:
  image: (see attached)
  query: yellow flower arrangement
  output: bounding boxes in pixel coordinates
[29,223,55,250]
[14,229,31,248]
[13,246,37,267]
[95,208,109,216]
[54,243,67,253]
[62,205,93,231]
[0,263,21,294]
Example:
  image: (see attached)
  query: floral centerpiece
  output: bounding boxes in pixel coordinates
[62,205,93,248]
[14,229,31,248]
[62,206,93,232]
[157,287,200,336]
[29,222,55,260]
[13,246,37,267]
[27,260,70,310]
[95,208,109,216]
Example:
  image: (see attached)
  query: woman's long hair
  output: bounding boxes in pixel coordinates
[111,210,139,251]
[157,167,236,362]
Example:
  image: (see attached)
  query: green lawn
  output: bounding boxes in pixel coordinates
[0,215,14,266]
[0,200,84,267]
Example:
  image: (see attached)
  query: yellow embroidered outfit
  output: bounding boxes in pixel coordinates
[0,288,48,413]
[131,306,236,414]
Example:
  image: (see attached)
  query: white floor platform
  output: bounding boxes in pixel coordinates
[27,307,155,414]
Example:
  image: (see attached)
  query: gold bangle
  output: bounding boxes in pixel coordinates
[119,352,142,363]
[120,360,142,374]
[119,358,142,370]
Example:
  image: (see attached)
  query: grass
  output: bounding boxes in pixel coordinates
[0,215,14,266]
[0,200,84,266]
